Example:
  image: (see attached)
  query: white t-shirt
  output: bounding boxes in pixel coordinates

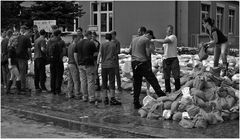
[163,34,177,59]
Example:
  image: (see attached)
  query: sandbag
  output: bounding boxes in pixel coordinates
[182,80,194,88]
[138,108,148,118]
[162,110,172,120]
[187,105,200,118]
[191,88,205,101]
[225,95,236,108]
[179,118,194,129]
[164,101,173,110]
[178,97,193,112]
[198,43,209,61]
[147,112,160,120]
[206,112,218,125]
[193,115,208,128]
[220,97,229,110]
[172,112,182,121]
[193,76,205,90]
[171,101,180,114]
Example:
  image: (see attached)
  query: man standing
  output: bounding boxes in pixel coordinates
[152,25,180,93]
[16,25,32,92]
[130,29,165,109]
[34,29,48,92]
[47,30,65,95]
[67,32,81,99]
[111,31,122,92]
[1,30,13,89]
[74,31,98,103]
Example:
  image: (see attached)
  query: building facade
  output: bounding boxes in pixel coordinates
[77,1,239,48]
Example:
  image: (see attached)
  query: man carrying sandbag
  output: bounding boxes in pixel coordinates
[152,25,181,94]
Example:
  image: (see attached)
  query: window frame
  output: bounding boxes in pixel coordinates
[91,1,113,34]
[200,3,211,34]
[228,7,235,35]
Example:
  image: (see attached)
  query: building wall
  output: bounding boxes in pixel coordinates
[114,1,176,47]
[177,1,189,47]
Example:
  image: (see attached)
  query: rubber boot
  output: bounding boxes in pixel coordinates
[174,78,181,91]
[6,80,13,94]
[221,63,228,77]
[16,80,22,95]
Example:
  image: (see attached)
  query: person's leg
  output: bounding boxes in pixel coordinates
[67,64,74,98]
[39,58,47,91]
[115,66,122,91]
[86,66,96,103]
[6,68,14,94]
[12,66,21,94]
[71,64,81,98]
[143,62,165,97]
[2,64,9,88]
[79,65,88,101]
[34,59,40,90]
[18,59,28,90]
[213,45,221,67]
[101,68,108,104]
[56,61,64,94]
[50,63,56,93]
[171,58,181,91]
[109,68,121,105]
[163,59,171,93]
[131,61,143,108]
[95,62,101,91]
[220,42,229,76]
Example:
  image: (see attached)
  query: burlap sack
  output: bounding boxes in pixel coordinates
[179,118,194,129]
[193,76,205,90]
[172,112,182,121]
[187,105,200,118]
[171,101,180,114]
[164,101,173,110]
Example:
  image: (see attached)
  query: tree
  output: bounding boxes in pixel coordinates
[1,1,23,30]
[30,1,85,31]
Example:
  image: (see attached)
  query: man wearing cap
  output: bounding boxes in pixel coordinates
[34,29,48,93]
[15,25,32,92]
[74,31,98,103]
[130,29,166,109]
[152,25,180,94]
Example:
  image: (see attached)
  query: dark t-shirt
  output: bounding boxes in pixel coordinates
[16,35,32,60]
[34,36,47,59]
[1,38,9,55]
[74,39,97,66]
[100,41,118,68]
[8,47,18,65]
[91,39,100,61]
[207,27,228,44]
[112,39,120,66]
[47,36,65,62]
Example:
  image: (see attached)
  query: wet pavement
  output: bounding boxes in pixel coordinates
[1,77,239,138]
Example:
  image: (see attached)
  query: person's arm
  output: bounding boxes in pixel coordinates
[26,37,33,61]
[152,37,173,44]
[150,42,156,55]
[97,45,102,64]
[206,31,218,47]
[74,43,78,65]
[116,41,121,54]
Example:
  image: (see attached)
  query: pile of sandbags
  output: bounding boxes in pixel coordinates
[138,64,239,129]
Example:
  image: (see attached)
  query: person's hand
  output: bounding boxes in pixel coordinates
[8,64,12,69]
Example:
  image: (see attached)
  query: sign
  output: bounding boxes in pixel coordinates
[88,25,98,32]
[33,20,56,32]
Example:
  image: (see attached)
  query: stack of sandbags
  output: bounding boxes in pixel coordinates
[138,64,239,129]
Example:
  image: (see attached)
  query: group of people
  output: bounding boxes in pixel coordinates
[1,17,229,109]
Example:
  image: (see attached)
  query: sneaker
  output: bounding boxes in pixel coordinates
[82,96,88,102]
[104,97,109,105]
[110,97,122,105]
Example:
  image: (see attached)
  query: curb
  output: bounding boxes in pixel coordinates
[2,105,162,138]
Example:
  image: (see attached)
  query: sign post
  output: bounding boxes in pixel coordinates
[33,20,56,32]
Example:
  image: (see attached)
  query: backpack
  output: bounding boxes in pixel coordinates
[47,39,61,62]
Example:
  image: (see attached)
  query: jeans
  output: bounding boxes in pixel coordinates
[115,66,122,90]
[67,64,81,97]
[214,42,229,67]
[1,64,9,87]
[18,59,28,89]
[78,65,95,101]
[101,68,115,90]
[131,61,165,104]
[34,58,47,89]
[50,61,64,93]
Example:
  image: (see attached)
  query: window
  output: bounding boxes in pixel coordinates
[92,2,113,33]
[201,4,210,33]
[216,7,224,31]
[228,9,235,34]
